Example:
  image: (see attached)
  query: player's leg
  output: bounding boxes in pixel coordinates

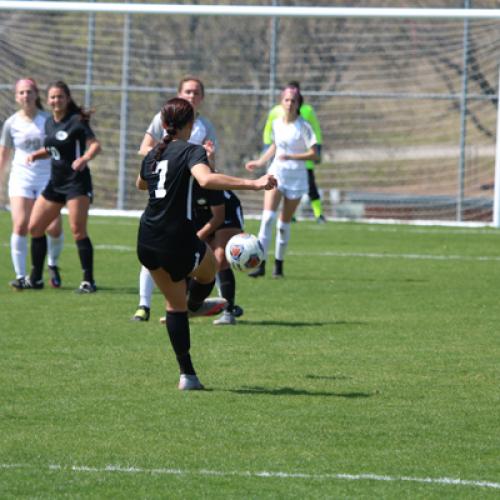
[67,195,96,293]
[28,195,63,288]
[149,267,203,390]
[274,195,301,278]
[307,168,325,223]
[46,214,64,288]
[9,195,35,289]
[249,189,282,278]
[212,227,241,325]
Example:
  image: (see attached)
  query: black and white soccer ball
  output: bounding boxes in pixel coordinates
[225,233,264,272]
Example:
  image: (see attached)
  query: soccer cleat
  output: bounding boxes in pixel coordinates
[232,304,244,318]
[248,260,265,278]
[159,316,166,325]
[188,297,227,318]
[178,374,204,391]
[48,265,62,288]
[9,277,27,291]
[131,305,150,321]
[213,310,236,326]
[76,280,97,294]
[272,259,284,279]
[24,277,44,289]
[316,214,326,224]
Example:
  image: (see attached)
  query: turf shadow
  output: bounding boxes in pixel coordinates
[228,386,372,398]
[236,320,365,327]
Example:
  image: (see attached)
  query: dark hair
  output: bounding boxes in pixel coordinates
[285,81,303,111]
[15,78,43,110]
[154,97,195,161]
[46,80,92,121]
[177,76,205,98]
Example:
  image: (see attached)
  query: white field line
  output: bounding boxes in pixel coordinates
[3,241,499,262]
[1,463,499,490]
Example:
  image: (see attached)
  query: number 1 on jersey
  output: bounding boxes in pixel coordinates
[154,160,168,198]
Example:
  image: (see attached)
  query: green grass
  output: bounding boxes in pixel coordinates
[1,211,500,498]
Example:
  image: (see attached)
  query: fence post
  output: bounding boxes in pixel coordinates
[457,0,470,221]
[117,13,130,210]
[493,65,500,227]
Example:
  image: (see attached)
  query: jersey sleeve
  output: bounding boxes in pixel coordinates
[187,144,209,169]
[302,120,318,149]
[146,112,163,142]
[200,117,218,151]
[81,120,96,141]
[0,116,14,148]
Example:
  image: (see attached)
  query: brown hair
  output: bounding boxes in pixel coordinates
[46,80,92,122]
[154,97,195,161]
[177,76,205,98]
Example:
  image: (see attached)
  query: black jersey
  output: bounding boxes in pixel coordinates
[192,182,225,231]
[138,140,209,251]
[44,111,95,190]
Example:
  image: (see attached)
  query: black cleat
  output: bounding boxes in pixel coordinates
[248,260,265,278]
[48,265,62,288]
[9,277,27,291]
[24,277,44,289]
[76,281,97,294]
[131,305,150,321]
[232,304,244,318]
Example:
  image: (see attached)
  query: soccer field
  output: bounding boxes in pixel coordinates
[1,211,500,498]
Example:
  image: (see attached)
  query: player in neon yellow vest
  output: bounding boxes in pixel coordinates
[263,81,325,222]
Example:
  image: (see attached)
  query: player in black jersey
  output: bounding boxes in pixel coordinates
[26,81,101,293]
[192,185,244,325]
[136,97,276,390]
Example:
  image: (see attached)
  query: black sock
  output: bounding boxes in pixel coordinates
[187,279,215,312]
[76,237,94,283]
[30,235,47,281]
[166,311,195,375]
[274,259,283,274]
[217,268,235,311]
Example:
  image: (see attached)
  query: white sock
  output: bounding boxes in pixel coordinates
[11,233,27,278]
[139,266,155,308]
[275,219,291,261]
[47,233,64,267]
[258,209,277,259]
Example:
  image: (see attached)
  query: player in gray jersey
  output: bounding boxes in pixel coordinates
[0,78,64,290]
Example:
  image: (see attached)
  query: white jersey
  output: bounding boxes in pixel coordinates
[268,116,317,194]
[0,110,52,198]
[146,111,218,149]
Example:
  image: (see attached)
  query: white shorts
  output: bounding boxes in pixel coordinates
[277,185,308,200]
[8,171,49,199]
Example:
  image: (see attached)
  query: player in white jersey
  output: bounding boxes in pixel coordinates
[132,77,224,322]
[0,78,64,290]
[245,85,318,278]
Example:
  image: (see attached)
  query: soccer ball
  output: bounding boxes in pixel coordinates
[225,233,264,272]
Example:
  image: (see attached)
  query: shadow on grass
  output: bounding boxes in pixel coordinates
[237,320,366,327]
[228,386,373,398]
[305,374,350,381]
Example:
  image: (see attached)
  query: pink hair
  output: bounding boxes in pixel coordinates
[281,86,299,98]
[15,78,39,93]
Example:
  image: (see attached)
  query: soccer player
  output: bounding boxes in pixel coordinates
[136,97,276,389]
[246,85,318,278]
[0,78,64,290]
[26,80,101,293]
[191,185,245,325]
[132,76,239,322]
[262,80,325,223]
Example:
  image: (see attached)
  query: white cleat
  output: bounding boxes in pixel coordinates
[213,310,236,325]
[178,374,204,391]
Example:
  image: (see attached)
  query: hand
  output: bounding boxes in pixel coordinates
[203,140,215,164]
[245,160,261,172]
[254,174,277,191]
[71,157,88,171]
[278,154,289,161]
[26,154,35,165]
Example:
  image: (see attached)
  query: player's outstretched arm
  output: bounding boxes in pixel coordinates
[192,163,276,191]
[245,143,276,172]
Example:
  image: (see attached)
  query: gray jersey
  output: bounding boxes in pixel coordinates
[146,112,218,149]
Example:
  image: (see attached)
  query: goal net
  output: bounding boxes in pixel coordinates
[0,1,498,223]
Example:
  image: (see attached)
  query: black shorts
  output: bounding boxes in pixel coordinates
[219,203,244,231]
[137,237,207,282]
[42,178,93,204]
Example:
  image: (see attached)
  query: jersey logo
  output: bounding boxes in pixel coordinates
[55,131,68,141]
